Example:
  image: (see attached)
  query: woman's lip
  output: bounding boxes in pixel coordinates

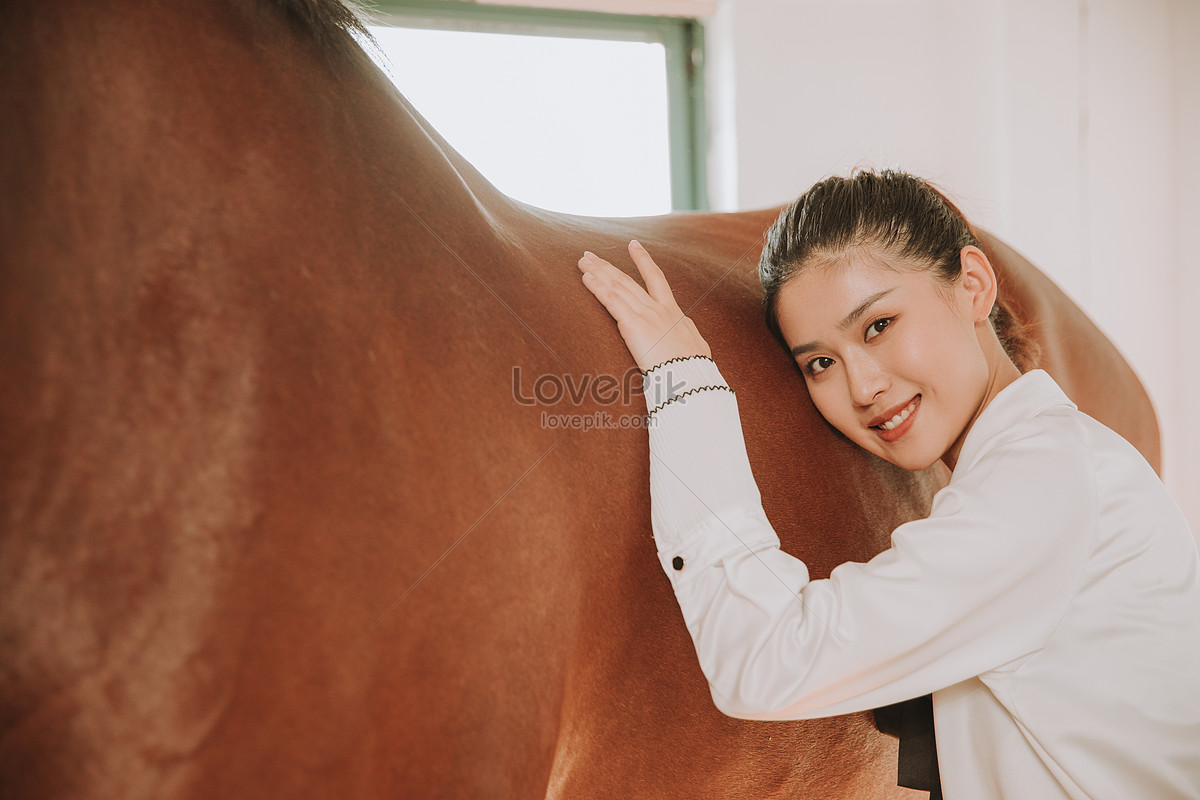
[872,395,920,443]
[868,395,920,428]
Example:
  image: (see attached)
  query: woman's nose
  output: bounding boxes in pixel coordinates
[846,358,888,407]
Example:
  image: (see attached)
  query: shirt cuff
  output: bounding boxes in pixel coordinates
[654,505,781,581]
[641,355,731,414]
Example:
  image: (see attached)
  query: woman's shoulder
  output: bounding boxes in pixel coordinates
[953,407,1096,509]
[958,382,1188,542]
[955,370,1094,480]
[957,368,1157,478]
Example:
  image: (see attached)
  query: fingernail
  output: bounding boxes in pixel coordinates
[630,240,641,249]
[583,251,595,259]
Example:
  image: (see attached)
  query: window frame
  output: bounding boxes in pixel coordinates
[363,0,708,211]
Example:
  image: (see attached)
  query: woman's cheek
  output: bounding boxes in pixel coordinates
[808,386,839,426]
[813,385,860,442]
[890,323,936,372]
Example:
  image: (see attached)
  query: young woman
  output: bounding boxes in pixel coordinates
[577,170,1200,799]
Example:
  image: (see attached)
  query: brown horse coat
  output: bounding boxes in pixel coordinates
[0,1,1158,797]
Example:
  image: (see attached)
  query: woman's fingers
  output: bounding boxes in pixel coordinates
[578,251,648,313]
[578,244,711,371]
[578,243,677,311]
[578,251,657,314]
[579,270,634,324]
[627,240,678,309]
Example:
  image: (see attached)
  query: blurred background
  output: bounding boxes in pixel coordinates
[365,0,1199,532]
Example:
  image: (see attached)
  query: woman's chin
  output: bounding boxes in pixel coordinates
[841,426,942,472]
[870,444,941,473]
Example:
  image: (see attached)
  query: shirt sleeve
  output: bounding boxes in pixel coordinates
[642,356,1097,721]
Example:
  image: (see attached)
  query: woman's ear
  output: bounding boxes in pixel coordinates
[959,245,999,323]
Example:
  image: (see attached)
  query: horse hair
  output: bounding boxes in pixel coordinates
[233,0,376,65]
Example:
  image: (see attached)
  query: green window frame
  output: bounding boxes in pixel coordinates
[364,0,708,211]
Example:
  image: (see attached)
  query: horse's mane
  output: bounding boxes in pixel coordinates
[235,0,374,64]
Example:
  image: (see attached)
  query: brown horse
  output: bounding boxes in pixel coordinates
[0,1,1159,798]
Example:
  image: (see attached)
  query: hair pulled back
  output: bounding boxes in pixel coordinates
[758,169,1037,372]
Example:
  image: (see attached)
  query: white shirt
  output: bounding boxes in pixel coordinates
[642,356,1200,799]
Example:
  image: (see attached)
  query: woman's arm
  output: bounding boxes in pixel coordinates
[578,244,1094,720]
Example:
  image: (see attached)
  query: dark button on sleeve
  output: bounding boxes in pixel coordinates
[672,556,685,571]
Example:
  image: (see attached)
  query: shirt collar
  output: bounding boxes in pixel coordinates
[953,369,1078,474]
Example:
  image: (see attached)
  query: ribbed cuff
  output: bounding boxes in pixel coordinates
[641,355,731,415]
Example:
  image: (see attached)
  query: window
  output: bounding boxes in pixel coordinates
[365,0,706,216]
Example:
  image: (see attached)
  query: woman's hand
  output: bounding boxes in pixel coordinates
[578,240,711,372]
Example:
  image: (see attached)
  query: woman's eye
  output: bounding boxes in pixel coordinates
[806,356,834,376]
[865,317,893,341]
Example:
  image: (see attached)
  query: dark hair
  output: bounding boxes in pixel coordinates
[758,169,1038,372]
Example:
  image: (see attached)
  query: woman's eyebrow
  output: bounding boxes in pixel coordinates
[838,289,895,331]
[788,288,896,358]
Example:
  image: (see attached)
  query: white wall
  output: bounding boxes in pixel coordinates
[1171,0,1200,542]
[706,0,1199,532]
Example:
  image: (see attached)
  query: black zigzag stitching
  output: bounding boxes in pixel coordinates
[640,354,716,377]
[648,385,734,416]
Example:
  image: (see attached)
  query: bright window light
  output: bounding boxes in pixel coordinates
[368,26,673,217]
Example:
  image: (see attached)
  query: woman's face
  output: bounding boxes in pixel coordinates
[775,246,1006,472]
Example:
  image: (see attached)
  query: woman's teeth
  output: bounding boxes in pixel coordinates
[878,398,918,431]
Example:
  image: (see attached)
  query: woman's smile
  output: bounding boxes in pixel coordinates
[870,394,921,442]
